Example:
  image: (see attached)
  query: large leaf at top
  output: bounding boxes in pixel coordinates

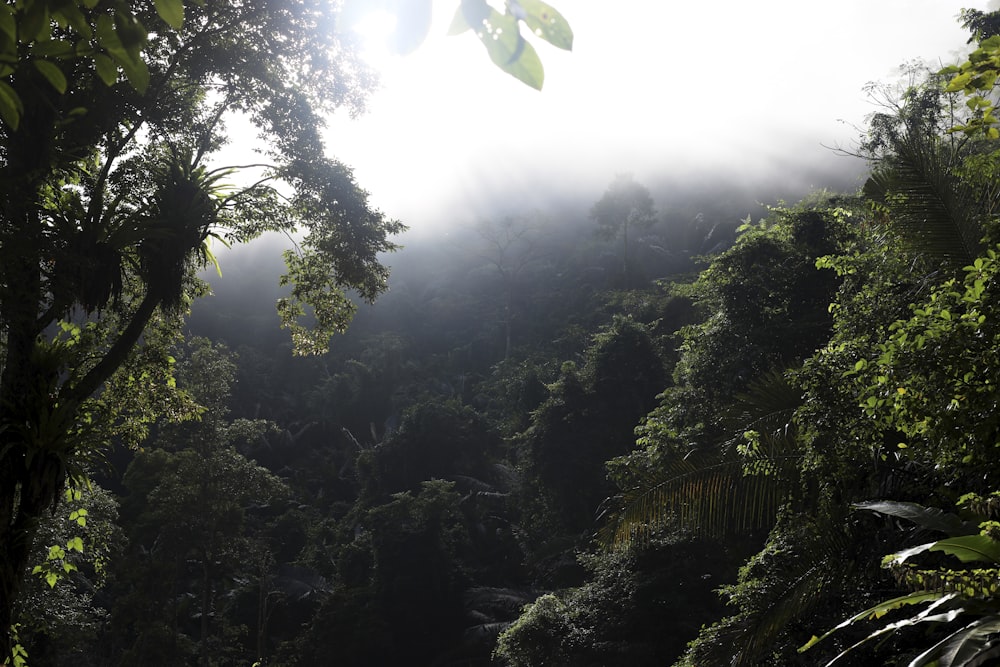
[457,0,543,89]
[853,500,979,537]
[516,0,573,50]
[153,0,184,30]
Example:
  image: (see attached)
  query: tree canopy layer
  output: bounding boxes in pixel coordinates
[0,0,404,655]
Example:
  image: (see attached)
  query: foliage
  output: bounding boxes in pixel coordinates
[16,482,122,667]
[0,0,402,653]
[517,316,666,549]
[602,370,803,550]
[291,480,473,666]
[591,174,657,284]
[801,496,1000,667]
[111,340,289,666]
[495,533,737,667]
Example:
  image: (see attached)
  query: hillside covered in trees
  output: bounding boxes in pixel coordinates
[7,2,1000,666]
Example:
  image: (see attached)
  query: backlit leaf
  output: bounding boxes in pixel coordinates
[93,53,118,86]
[34,59,67,94]
[517,0,573,50]
[852,500,978,537]
[0,80,22,129]
[154,0,185,29]
[929,534,1000,564]
[0,5,15,43]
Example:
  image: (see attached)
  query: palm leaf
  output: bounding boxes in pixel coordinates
[864,133,983,269]
[601,369,803,550]
[600,458,793,549]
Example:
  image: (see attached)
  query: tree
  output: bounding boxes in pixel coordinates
[591,174,656,286]
[112,339,288,666]
[0,0,405,657]
[471,214,546,360]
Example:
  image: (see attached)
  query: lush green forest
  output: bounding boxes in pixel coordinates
[7,1,1000,666]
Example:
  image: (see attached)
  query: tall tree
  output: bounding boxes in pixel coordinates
[591,174,656,286]
[0,0,404,656]
[113,339,286,667]
[472,214,545,360]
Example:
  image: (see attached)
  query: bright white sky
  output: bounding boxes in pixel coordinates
[313,0,988,235]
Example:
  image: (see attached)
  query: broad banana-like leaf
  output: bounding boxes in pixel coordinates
[906,616,1000,667]
[930,535,1000,564]
[883,541,936,567]
[853,500,979,537]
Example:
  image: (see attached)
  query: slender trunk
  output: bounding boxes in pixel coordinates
[622,218,630,288]
[200,555,211,667]
[504,287,512,361]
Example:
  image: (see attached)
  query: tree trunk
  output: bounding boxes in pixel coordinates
[200,556,211,667]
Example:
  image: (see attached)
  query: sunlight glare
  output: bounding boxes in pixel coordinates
[352,9,399,71]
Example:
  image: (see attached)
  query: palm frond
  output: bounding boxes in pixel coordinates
[602,369,804,550]
[864,133,984,269]
[599,457,794,548]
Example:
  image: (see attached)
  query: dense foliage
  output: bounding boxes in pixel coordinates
[11,5,1000,667]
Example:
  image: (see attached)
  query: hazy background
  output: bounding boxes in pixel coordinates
[196,0,995,335]
[318,0,984,232]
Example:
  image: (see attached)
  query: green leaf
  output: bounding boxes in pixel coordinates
[516,0,573,50]
[34,60,68,94]
[153,0,184,29]
[474,10,544,89]
[51,0,92,37]
[45,572,58,588]
[0,80,23,129]
[111,48,149,93]
[459,0,491,29]
[66,536,84,552]
[496,34,543,89]
[929,534,1000,564]
[799,591,947,653]
[21,0,51,42]
[946,71,974,93]
[92,52,118,86]
[0,5,16,43]
[447,3,471,35]
[32,38,76,58]
[113,11,147,57]
[852,501,978,537]
[907,616,1000,667]
[884,541,935,567]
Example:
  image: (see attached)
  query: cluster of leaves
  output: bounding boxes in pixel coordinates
[801,497,1000,666]
[0,0,185,128]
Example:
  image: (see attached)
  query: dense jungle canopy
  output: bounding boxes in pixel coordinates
[6,1,1000,666]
